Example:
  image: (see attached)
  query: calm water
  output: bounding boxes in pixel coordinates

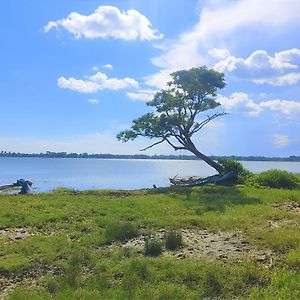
[0,157,299,192]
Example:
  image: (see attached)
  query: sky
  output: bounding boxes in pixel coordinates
[1,0,300,157]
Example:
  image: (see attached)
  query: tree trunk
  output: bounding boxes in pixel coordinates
[184,139,224,174]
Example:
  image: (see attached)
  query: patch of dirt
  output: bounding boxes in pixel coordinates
[266,219,298,230]
[0,228,31,242]
[0,264,62,300]
[273,202,300,214]
[122,228,273,266]
[0,227,64,243]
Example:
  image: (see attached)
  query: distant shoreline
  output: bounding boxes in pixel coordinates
[0,152,299,162]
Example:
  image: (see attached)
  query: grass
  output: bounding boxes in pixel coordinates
[165,230,183,250]
[0,180,299,299]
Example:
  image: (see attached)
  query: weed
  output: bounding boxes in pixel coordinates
[105,222,138,243]
[165,230,183,250]
[252,169,299,189]
[218,158,252,184]
[144,238,163,256]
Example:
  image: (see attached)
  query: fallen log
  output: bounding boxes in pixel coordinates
[169,171,234,187]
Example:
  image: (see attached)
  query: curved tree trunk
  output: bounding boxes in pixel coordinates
[184,137,224,174]
[189,147,224,174]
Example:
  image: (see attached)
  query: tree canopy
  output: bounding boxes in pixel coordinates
[117,66,227,173]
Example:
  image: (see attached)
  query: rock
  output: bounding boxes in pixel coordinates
[15,232,27,240]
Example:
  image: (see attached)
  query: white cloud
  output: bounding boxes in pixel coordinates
[272,135,290,148]
[144,69,173,89]
[88,99,99,104]
[127,89,157,101]
[260,99,300,115]
[218,92,262,116]
[210,48,300,86]
[208,48,231,60]
[253,72,300,86]
[146,0,300,88]
[103,64,113,70]
[218,92,300,117]
[58,71,138,93]
[58,77,99,93]
[44,6,163,41]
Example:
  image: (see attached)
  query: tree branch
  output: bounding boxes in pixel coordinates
[165,138,186,151]
[191,112,227,135]
[139,139,165,151]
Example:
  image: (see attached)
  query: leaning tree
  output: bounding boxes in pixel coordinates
[117,66,227,174]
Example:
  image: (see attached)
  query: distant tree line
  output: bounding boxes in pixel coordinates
[0,151,299,162]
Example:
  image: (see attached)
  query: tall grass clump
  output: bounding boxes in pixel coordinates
[165,231,183,250]
[218,159,252,184]
[105,222,138,243]
[253,169,298,189]
[144,238,163,256]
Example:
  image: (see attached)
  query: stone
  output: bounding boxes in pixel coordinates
[15,232,27,240]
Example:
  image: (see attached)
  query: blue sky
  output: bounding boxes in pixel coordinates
[1,0,300,156]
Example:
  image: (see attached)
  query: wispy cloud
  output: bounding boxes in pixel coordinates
[272,134,290,148]
[58,71,138,93]
[260,99,300,115]
[126,89,157,101]
[88,99,99,104]
[103,64,113,70]
[44,6,163,41]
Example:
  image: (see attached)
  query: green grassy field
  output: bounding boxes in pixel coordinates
[0,181,300,299]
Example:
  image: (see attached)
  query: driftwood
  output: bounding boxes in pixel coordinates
[0,184,18,191]
[169,171,234,187]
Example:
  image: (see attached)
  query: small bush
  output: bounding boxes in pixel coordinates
[218,159,252,184]
[253,169,298,189]
[165,231,183,250]
[105,223,138,243]
[144,238,163,256]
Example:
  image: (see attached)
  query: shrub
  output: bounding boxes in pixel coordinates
[165,231,183,250]
[253,169,298,189]
[144,238,163,256]
[218,159,252,184]
[105,223,138,243]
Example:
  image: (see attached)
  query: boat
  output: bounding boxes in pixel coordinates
[169,171,234,187]
[0,183,17,191]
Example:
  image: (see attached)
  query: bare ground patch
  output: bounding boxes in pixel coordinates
[122,228,274,266]
[273,202,300,214]
[0,265,62,300]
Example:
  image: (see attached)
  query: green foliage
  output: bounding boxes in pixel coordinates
[117,67,225,142]
[117,66,226,173]
[165,231,183,250]
[249,269,300,299]
[105,222,138,243]
[255,226,300,253]
[218,158,252,184]
[286,249,300,269]
[144,238,163,256]
[252,169,299,189]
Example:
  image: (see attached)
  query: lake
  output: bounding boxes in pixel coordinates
[0,157,299,192]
